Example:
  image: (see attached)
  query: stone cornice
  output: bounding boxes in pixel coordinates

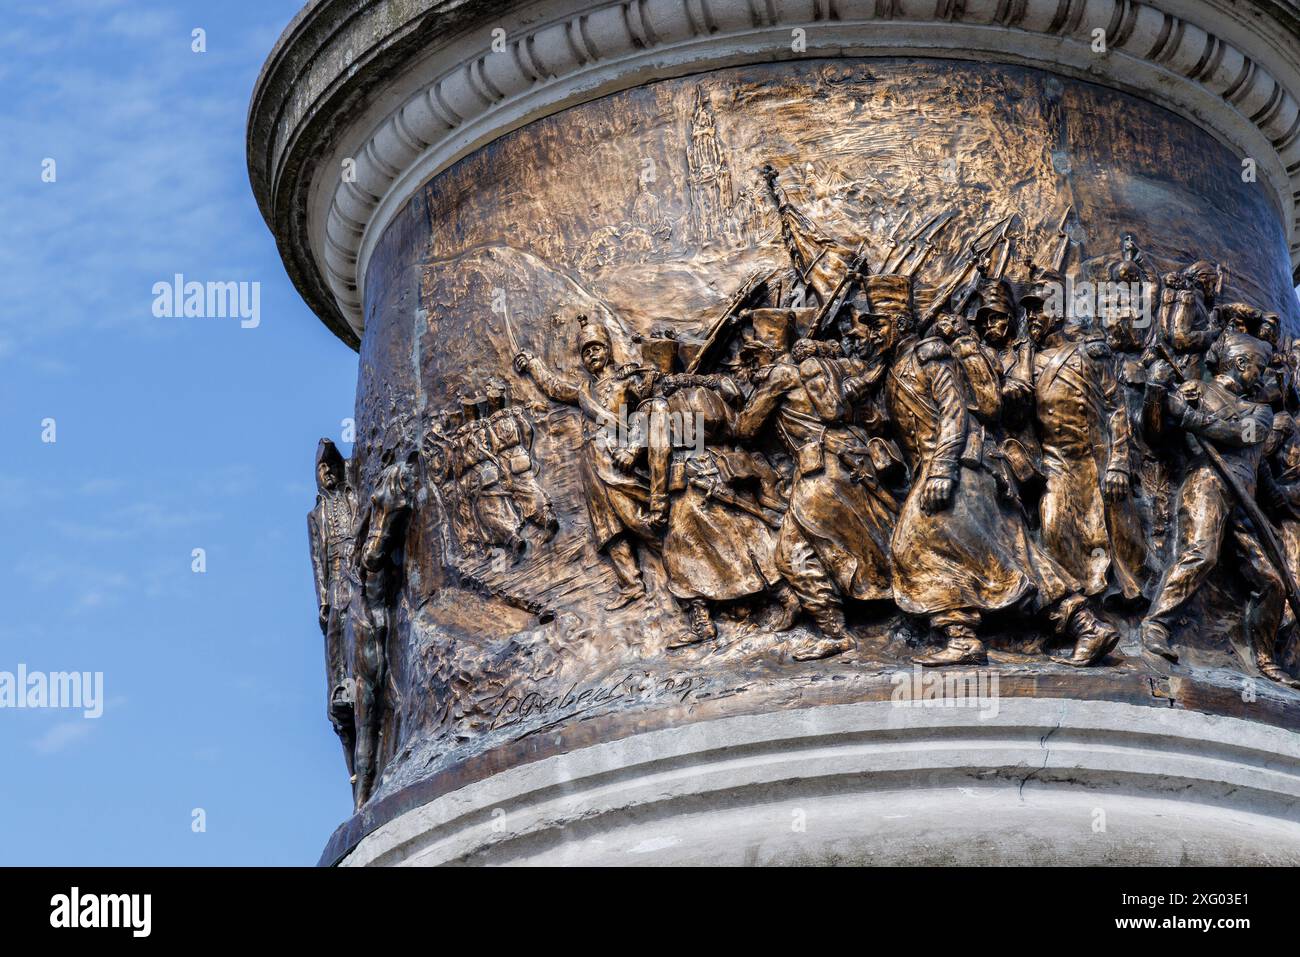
[249,0,1300,346]
[330,695,1300,865]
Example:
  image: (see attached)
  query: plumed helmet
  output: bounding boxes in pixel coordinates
[577,314,611,351]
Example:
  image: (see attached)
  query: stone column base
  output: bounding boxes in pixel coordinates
[340,699,1300,866]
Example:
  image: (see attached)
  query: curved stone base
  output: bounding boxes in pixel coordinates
[340,699,1300,866]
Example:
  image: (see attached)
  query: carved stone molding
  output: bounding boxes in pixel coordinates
[249,0,1300,345]
[335,698,1300,865]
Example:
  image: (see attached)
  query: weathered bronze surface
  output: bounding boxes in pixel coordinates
[311,59,1300,835]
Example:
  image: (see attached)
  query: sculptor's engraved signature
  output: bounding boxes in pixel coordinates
[490,671,705,732]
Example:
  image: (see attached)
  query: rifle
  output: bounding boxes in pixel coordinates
[699,482,782,527]
[902,211,956,277]
[1051,204,1074,273]
[877,212,912,274]
[920,215,1012,323]
[1152,340,1300,627]
[686,269,774,373]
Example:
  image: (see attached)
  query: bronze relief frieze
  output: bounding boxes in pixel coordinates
[311,59,1300,812]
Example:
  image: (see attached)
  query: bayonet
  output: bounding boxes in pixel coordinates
[901,210,956,276]
[923,215,1012,321]
[1051,204,1074,273]
[877,211,913,274]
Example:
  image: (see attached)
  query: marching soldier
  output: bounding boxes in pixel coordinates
[1265,410,1300,641]
[645,335,799,644]
[1010,277,1147,605]
[870,273,1119,667]
[1160,260,1222,380]
[457,393,526,560]
[484,377,559,540]
[941,278,1041,502]
[736,303,899,660]
[1101,256,1168,557]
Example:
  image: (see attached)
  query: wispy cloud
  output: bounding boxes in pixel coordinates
[0,1,295,364]
[32,719,96,755]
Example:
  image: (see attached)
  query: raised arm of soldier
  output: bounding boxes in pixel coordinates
[514,350,581,405]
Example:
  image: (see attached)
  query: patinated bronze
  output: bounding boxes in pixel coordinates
[307,60,1300,816]
[307,439,358,777]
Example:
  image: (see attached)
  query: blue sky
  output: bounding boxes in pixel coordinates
[0,1,360,864]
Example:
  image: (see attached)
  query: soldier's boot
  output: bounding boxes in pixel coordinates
[1256,652,1300,688]
[766,584,800,632]
[1255,632,1300,687]
[914,625,986,667]
[1053,607,1121,667]
[668,600,717,648]
[787,609,856,661]
[1139,619,1179,662]
[604,540,646,610]
[605,583,646,611]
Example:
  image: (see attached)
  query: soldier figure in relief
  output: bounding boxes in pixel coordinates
[1141,332,1292,684]
[940,279,1041,502]
[350,448,417,806]
[515,315,666,609]
[1100,256,1167,554]
[457,393,526,559]
[1161,260,1222,381]
[484,377,559,541]
[1010,277,1147,605]
[308,438,358,779]
[645,335,799,645]
[870,273,1120,667]
[1265,410,1300,655]
[736,300,899,661]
